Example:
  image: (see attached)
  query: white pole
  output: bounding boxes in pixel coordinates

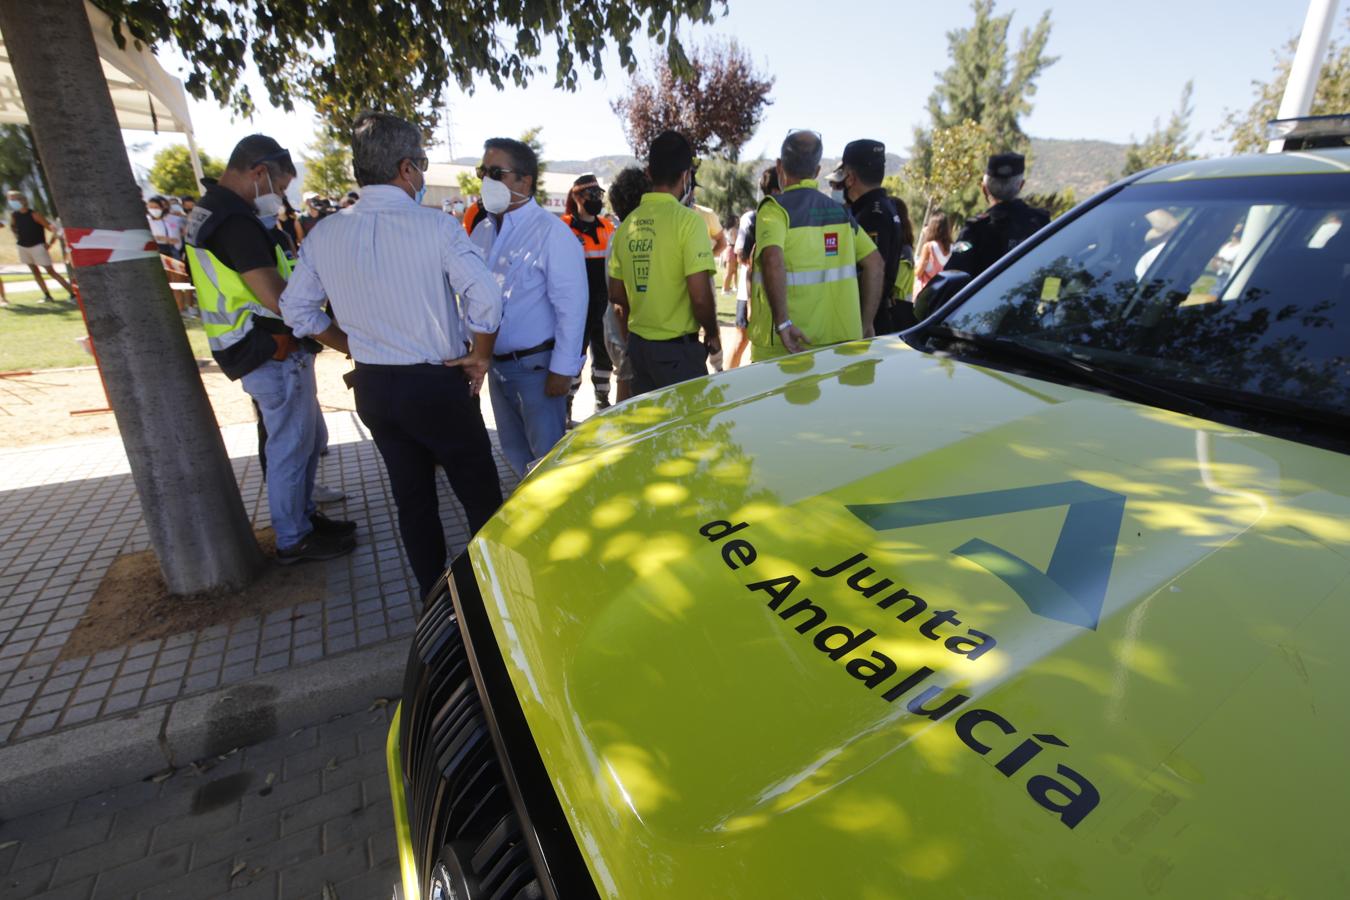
[1269,0,1339,151]
[185,127,205,193]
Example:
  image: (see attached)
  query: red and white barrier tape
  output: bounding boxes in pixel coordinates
[65,227,159,267]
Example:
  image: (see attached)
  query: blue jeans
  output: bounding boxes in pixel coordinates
[240,352,320,550]
[488,353,567,476]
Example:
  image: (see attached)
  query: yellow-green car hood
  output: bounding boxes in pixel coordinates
[469,338,1350,898]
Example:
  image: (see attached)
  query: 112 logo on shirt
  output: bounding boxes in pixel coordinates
[824,233,839,257]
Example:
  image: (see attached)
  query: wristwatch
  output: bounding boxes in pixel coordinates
[775,318,794,333]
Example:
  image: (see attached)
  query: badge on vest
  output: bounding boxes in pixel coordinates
[824,233,839,257]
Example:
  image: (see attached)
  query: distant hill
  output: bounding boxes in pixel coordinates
[461,137,1127,197]
[1027,137,1129,197]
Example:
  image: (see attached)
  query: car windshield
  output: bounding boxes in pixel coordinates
[939,173,1350,421]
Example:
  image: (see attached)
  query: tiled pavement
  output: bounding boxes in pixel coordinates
[0,703,400,900]
[0,409,519,748]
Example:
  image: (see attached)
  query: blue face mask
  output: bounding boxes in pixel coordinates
[407,168,427,205]
[7,199,21,211]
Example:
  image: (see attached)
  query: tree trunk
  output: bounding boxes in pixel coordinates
[0,0,264,594]
[24,125,55,217]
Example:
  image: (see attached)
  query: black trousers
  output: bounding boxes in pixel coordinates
[352,363,503,602]
[627,332,707,395]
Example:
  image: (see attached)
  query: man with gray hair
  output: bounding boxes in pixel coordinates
[748,129,883,360]
[185,133,357,566]
[281,111,505,601]
[945,152,1051,278]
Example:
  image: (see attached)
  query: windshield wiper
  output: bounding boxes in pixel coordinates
[1152,378,1350,435]
[933,329,1224,421]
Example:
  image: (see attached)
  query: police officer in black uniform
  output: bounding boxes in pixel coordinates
[945,152,1050,279]
[829,139,911,332]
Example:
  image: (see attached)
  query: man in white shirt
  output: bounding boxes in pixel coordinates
[469,138,587,476]
[280,111,505,601]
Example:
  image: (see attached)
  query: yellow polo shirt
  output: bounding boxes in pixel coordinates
[608,192,715,341]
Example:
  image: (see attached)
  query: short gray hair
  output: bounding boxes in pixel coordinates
[352,112,422,186]
[780,131,823,179]
[984,173,1025,202]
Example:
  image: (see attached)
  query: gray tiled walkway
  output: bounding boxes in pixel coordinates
[0,411,517,747]
[0,702,398,899]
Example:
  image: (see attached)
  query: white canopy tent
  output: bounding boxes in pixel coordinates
[0,1,203,186]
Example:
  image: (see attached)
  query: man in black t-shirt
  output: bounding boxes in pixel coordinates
[6,190,72,301]
[184,134,356,565]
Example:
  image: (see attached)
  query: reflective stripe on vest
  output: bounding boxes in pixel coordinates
[749,186,864,353]
[185,242,291,353]
[784,263,858,286]
[564,214,614,259]
[751,262,855,288]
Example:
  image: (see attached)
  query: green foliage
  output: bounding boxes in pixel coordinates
[93,0,725,137]
[456,171,482,200]
[902,119,995,225]
[147,143,223,197]
[302,126,353,197]
[520,126,549,204]
[0,125,51,215]
[698,156,760,224]
[1224,18,1350,153]
[909,0,1055,221]
[1122,80,1197,175]
[613,38,774,161]
[1023,187,1077,219]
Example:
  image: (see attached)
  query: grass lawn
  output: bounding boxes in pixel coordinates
[0,288,210,371]
[2,269,75,284]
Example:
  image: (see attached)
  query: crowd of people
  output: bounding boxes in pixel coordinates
[178,113,1050,601]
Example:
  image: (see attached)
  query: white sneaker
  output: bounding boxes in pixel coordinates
[313,483,345,503]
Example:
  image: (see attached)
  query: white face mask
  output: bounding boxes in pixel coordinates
[148,208,164,219]
[254,170,285,219]
[480,176,517,215]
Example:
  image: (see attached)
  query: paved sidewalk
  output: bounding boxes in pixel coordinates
[0,408,518,751]
[0,703,399,900]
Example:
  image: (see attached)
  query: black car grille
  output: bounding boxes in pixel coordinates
[401,574,546,900]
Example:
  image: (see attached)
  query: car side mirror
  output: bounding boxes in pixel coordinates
[913,270,971,321]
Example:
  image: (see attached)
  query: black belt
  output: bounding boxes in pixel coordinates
[635,332,701,344]
[493,338,555,362]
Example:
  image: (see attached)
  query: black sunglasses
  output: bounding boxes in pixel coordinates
[405,156,430,172]
[477,165,520,180]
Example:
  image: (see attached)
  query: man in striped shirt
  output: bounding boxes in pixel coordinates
[281,112,505,601]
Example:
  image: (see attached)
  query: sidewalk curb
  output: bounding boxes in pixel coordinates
[0,639,408,819]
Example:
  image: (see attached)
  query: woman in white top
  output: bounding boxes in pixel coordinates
[913,211,953,297]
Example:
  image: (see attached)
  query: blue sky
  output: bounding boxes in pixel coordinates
[126,0,1316,171]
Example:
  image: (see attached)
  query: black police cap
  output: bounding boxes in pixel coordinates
[842,139,886,167]
[986,152,1026,178]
